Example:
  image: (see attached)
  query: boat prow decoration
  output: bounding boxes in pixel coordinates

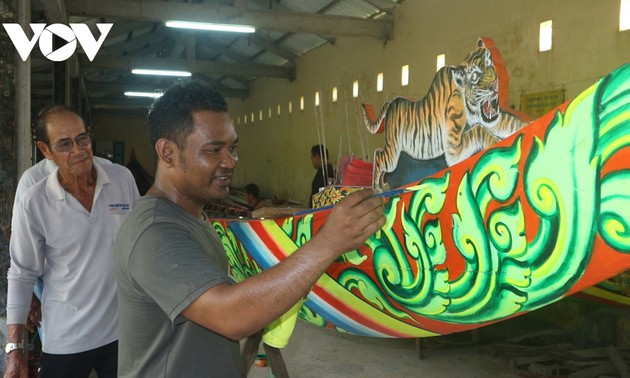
[212,50,630,339]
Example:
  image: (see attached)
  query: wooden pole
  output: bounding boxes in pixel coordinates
[15,0,31,175]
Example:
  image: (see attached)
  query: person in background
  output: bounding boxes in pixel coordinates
[114,81,385,377]
[6,105,139,378]
[244,183,265,210]
[310,144,335,207]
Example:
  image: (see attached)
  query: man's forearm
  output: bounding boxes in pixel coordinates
[5,323,29,377]
[6,323,25,344]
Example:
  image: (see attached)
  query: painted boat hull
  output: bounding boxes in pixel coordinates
[212,63,630,338]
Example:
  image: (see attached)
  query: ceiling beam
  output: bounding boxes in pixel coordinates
[80,55,295,80]
[89,98,154,111]
[196,39,251,64]
[103,20,156,40]
[250,34,297,64]
[65,0,393,40]
[361,0,395,16]
[86,81,166,94]
[85,80,248,98]
[103,28,170,56]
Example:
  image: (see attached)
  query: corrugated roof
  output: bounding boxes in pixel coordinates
[29,0,402,113]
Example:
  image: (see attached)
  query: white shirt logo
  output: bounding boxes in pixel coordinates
[2,23,113,61]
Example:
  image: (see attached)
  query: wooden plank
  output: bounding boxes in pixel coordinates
[605,346,630,378]
[568,347,630,361]
[505,328,573,344]
[528,362,565,376]
[568,362,617,378]
[240,331,263,375]
[564,359,608,370]
[510,354,556,369]
[263,342,289,378]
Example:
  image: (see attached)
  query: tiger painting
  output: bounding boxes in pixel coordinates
[362,37,528,190]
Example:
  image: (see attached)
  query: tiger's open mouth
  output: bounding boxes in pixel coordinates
[481,92,499,123]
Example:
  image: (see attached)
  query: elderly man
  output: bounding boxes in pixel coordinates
[13,153,113,337]
[114,81,385,377]
[6,105,139,378]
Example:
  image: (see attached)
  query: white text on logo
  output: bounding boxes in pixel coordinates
[2,23,113,62]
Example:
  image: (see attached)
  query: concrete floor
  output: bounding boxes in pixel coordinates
[0,321,519,378]
[0,312,561,377]
[242,320,521,378]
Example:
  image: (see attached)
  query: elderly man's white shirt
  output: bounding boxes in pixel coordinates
[8,161,139,354]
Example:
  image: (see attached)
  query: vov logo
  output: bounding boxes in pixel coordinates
[2,23,113,62]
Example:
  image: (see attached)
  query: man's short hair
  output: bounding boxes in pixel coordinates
[311,144,328,159]
[244,183,260,198]
[147,81,228,148]
[33,105,84,143]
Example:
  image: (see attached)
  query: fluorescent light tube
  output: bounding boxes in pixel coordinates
[131,69,191,77]
[124,91,163,98]
[165,20,255,33]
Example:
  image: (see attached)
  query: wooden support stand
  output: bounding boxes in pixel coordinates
[241,331,289,378]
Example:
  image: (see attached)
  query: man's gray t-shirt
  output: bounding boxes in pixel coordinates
[115,196,240,377]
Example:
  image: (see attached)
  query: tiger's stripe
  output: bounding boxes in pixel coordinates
[362,38,528,189]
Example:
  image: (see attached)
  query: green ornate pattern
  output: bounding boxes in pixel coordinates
[332,64,630,328]
[213,64,630,337]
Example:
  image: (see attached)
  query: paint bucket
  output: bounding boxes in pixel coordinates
[254,353,267,367]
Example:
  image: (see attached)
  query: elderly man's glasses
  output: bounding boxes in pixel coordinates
[48,132,92,152]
